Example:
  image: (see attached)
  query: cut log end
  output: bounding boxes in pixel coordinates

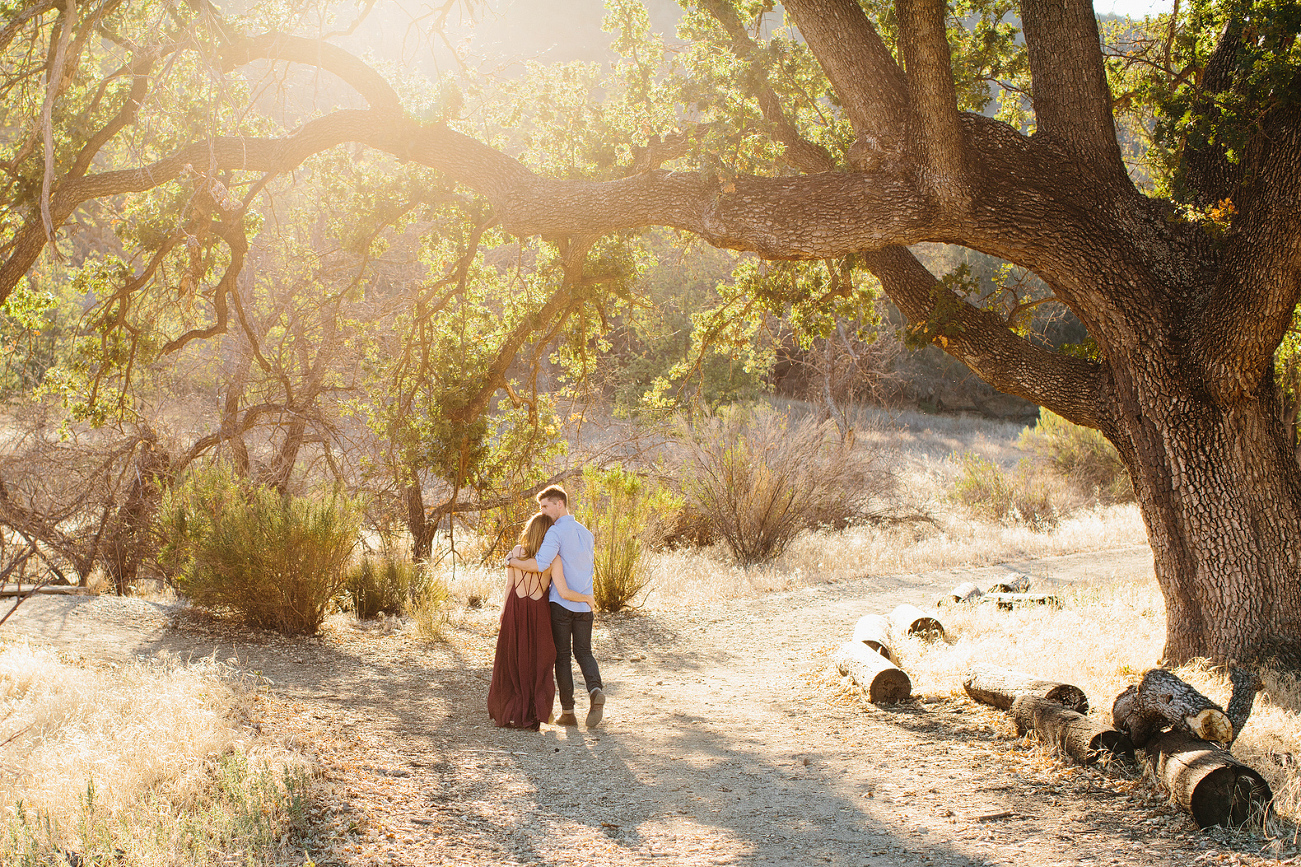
[835,642,913,704]
[1148,729,1274,829]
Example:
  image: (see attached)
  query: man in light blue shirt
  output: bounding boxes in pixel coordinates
[507,485,606,728]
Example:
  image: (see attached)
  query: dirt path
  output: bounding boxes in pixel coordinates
[1,548,1279,866]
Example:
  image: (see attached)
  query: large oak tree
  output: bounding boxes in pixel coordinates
[2,0,1299,665]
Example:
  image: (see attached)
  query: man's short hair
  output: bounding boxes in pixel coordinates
[536,484,568,507]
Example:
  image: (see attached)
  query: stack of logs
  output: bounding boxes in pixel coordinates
[961,663,1271,828]
[834,604,948,703]
[940,574,1061,610]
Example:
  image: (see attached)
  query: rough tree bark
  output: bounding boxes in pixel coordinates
[2,0,1299,663]
[963,663,1090,713]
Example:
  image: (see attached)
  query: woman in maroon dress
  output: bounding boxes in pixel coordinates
[487,512,594,730]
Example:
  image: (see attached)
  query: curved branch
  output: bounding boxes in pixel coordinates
[158,215,247,355]
[1019,0,1126,179]
[863,245,1108,428]
[221,31,402,114]
[698,0,838,174]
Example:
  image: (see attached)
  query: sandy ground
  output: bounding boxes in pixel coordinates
[0,547,1290,866]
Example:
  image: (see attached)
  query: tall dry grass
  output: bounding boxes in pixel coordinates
[0,641,308,864]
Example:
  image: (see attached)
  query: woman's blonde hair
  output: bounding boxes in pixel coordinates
[518,512,554,559]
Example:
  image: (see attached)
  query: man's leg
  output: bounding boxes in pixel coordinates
[570,612,605,727]
[549,603,578,725]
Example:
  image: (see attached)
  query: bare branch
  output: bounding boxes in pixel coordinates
[697,0,838,174]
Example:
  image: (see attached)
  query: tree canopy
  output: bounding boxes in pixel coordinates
[2,0,1300,665]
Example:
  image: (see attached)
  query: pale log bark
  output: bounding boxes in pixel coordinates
[1011,695,1133,766]
[944,582,982,604]
[981,592,1061,610]
[963,663,1089,713]
[835,641,911,703]
[850,613,894,661]
[889,603,945,641]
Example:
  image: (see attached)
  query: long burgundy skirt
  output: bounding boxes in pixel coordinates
[486,591,557,730]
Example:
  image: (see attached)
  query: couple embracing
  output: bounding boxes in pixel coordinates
[486,485,606,731]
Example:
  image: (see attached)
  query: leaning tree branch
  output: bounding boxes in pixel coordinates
[221,31,402,114]
[781,0,909,148]
[1018,0,1127,179]
[897,0,970,215]
[863,245,1108,428]
[698,0,838,174]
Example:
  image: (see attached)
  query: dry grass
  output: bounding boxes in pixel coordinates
[889,581,1301,837]
[0,641,308,864]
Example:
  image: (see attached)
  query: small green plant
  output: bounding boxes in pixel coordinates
[1018,409,1133,502]
[0,753,311,866]
[576,466,662,613]
[344,556,427,620]
[160,464,364,635]
[951,452,1063,530]
[410,575,453,640]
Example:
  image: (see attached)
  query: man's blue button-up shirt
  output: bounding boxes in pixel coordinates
[535,514,595,612]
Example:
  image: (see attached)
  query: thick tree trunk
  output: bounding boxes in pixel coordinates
[405,481,435,563]
[1113,357,1301,667]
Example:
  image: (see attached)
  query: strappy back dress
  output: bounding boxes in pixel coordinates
[486,565,557,730]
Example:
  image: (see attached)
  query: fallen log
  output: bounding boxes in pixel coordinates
[1011,695,1134,766]
[943,582,982,604]
[980,592,1061,610]
[0,584,88,598]
[889,603,945,642]
[1112,669,1233,747]
[987,574,1031,594]
[850,614,894,661]
[835,641,912,703]
[1145,729,1273,828]
[962,663,1089,713]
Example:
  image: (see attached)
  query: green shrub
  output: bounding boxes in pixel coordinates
[410,575,453,640]
[161,466,363,635]
[951,452,1063,530]
[1018,409,1133,502]
[678,407,895,565]
[344,556,426,620]
[576,466,663,613]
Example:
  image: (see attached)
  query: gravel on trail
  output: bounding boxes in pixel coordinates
[0,549,1286,867]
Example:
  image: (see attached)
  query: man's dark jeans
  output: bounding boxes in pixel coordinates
[550,602,603,710]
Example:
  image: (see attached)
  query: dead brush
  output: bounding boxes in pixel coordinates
[675,406,896,566]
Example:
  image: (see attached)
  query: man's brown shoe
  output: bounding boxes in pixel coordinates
[555,710,578,726]
[586,688,605,728]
